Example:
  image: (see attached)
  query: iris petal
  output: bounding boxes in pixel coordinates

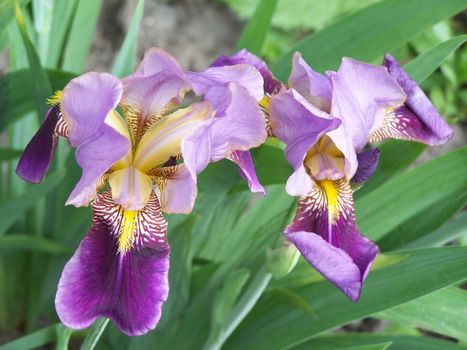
[285,180,379,301]
[133,101,213,173]
[268,89,340,196]
[16,106,60,183]
[288,52,332,112]
[381,54,454,146]
[56,191,169,336]
[182,83,267,183]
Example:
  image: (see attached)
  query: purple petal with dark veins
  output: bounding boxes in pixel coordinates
[382,54,454,146]
[16,106,60,183]
[331,57,406,151]
[285,180,379,301]
[56,192,169,336]
[210,49,282,94]
[229,150,265,195]
[269,89,340,197]
[351,148,380,184]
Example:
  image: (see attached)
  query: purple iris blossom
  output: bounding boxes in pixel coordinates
[186,60,268,194]
[16,48,267,335]
[269,51,453,301]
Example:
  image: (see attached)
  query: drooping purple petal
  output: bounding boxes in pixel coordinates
[187,64,264,107]
[182,83,267,190]
[285,180,379,301]
[60,72,131,207]
[268,89,340,197]
[56,192,169,336]
[351,148,380,185]
[229,150,265,195]
[330,57,406,151]
[210,49,282,94]
[288,52,332,112]
[16,106,60,183]
[379,54,454,146]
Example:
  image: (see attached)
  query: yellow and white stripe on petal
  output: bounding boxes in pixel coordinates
[109,167,153,211]
[105,110,133,169]
[133,101,213,172]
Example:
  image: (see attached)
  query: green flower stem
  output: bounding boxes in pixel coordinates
[80,318,109,350]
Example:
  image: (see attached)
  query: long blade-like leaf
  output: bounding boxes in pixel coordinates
[271,0,467,79]
[235,0,278,55]
[111,0,144,77]
[225,246,467,349]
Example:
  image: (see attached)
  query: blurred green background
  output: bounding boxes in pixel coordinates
[0,0,466,349]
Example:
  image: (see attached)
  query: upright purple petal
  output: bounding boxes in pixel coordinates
[380,54,454,146]
[268,89,340,196]
[331,58,406,151]
[229,150,265,195]
[351,148,380,185]
[56,192,169,336]
[61,72,123,147]
[288,52,332,112]
[121,48,191,124]
[16,106,60,183]
[187,64,264,107]
[182,83,267,190]
[285,180,379,301]
[60,73,130,207]
[210,49,282,94]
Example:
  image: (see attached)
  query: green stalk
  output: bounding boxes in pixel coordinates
[80,318,109,350]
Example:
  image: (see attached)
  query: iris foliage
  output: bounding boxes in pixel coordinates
[0,0,466,349]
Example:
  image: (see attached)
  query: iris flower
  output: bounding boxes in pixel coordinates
[16,48,266,335]
[269,52,453,301]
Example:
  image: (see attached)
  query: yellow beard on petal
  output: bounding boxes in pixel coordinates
[320,179,339,224]
[47,90,63,106]
[118,210,138,253]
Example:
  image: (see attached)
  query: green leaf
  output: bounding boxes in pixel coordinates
[46,0,78,67]
[15,4,52,118]
[378,287,467,341]
[356,146,467,242]
[0,69,75,131]
[353,141,425,200]
[207,268,251,345]
[0,170,65,234]
[80,318,109,350]
[0,0,29,36]
[400,211,467,249]
[0,234,72,254]
[224,246,467,349]
[290,334,464,350]
[62,0,103,73]
[272,0,467,79]
[0,324,60,350]
[405,34,467,83]
[377,188,466,250]
[0,148,23,161]
[111,0,144,77]
[203,266,272,350]
[235,0,278,55]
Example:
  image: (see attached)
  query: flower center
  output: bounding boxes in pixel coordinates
[304,135,345,181]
